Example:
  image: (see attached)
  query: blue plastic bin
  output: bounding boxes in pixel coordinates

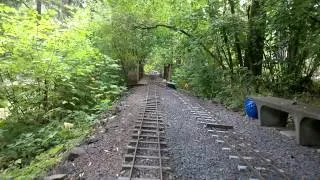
[244,98,258,119]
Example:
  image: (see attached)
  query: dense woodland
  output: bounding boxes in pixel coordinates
[0,0,319,177]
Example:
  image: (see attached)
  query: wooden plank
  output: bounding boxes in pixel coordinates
[132,129,165,133]
[206,123,233,130]
[126,146,169,151]
[124,155,170,160]
[118,177,160,180]
[131,134,165,138]
[135,122,165,126]
[129,140,167,145]
[137,118,164,121]
[121,164,171,170]
[134,125,164,129]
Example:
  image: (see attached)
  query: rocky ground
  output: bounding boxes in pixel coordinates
[47,86,147,180]
[160,87,320,179]
[47,81,320,180]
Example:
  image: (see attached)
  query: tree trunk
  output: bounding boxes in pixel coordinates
[222,29,233,73]
[138,60,144,80]
[286,0,307,80]
[228,0,243,67]
[36,0,41,14]
[163,65,168,80]
[245,0,266,76]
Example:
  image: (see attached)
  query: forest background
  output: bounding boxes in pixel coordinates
[0,0,319,178]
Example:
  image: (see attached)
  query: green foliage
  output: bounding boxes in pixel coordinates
[1,112,92,170]
[0,0,319,177]
[135,0,319,107]
[0,1,124,176]
[173,63,254,109]
[2,137,84,178]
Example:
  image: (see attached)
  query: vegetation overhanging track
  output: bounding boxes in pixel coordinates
[119,76,171,180]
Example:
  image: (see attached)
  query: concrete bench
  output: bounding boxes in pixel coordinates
[250,96,320,146]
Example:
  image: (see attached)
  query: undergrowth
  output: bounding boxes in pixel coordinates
[0,3,125,178]
[172,65,320,110]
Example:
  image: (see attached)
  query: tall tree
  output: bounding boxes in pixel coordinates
[228,0,243,67]
[36,0,41,14]
[245,0,266,76]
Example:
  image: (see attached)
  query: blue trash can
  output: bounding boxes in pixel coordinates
[244,98,258,119]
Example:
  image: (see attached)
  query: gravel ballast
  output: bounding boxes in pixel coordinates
[48,81,320,179]
[48,86,147,179]
[159,86,320,179]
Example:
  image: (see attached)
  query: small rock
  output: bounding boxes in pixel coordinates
[317,149,320,153]
[44,174,67,180]
[85,137,99,145]
[112,106,121,115]
[229,155,239,159]
[79,172,85,177]
[109,116,116,120]
[67,147,86,161]
[237,165,248,171]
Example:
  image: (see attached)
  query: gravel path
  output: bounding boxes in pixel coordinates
[49,81,320,179]
[159,86,320,179]
[48,86,146,179]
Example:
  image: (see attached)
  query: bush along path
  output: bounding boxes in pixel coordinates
[0,3,124,178]
[47,78,320,179]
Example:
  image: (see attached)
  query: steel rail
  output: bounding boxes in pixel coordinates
[154,84,163,180]
[128,85,150,179]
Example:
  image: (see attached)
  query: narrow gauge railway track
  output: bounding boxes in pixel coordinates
[119,80,171,180]
[169,90,291,180]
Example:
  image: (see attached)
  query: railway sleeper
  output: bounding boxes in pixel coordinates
[128,142,167,149]
[124,157,170,167]
[118,177,160,180]
[127,148,169,157]
[121,164,171,170]
[135,121,165,126]
[129,140,167,145]
[131,134,165,138]
[134,125,164,130]
[132,130,162,136]
[124,155,170,160]
[132,129,165,134]
[137,118,164,121]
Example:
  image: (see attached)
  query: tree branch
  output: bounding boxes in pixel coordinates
[135,24,223,67]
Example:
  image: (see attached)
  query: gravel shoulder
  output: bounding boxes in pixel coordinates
[48,83,320,180]
[48,86,146,179]
[159,86,320,179]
